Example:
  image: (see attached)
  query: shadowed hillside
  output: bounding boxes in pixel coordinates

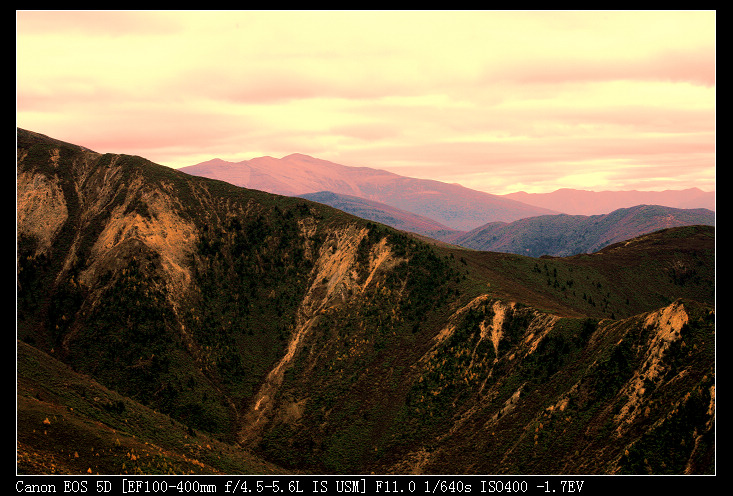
[298,191,463,242]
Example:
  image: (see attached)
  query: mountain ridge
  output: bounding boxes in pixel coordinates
[298,190,463,242]
[180,154,715,229]
[453,204,715,257]
[179,154,558,231]
[16,128,715,475]
[297,190,714,257]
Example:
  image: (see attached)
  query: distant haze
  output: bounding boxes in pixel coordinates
[16,10,715,195]
[503,188,715,215]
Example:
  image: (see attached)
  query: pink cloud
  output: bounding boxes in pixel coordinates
[325,130,713,187]
[17,11,180,36]
[486,46,715,87]
[16,11,714,194]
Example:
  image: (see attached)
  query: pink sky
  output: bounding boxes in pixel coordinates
[16,10,715,194]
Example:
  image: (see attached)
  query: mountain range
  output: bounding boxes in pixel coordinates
[180,154,714,255]
[297,191,714,257]
[17,128,715,475]
[179,154,558,231]
[452,204,715,257]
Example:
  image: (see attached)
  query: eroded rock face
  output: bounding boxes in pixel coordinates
[79,177,198,295]
[241,225,371,442]
[17,144,199,311]
[241,224,408,444]
[17,169,68,256]
[613,301,690,430]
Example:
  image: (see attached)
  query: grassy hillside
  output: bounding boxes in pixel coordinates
[17,341,286,475]
[448,225,715,321]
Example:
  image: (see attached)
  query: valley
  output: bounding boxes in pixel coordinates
[16,129,715,475]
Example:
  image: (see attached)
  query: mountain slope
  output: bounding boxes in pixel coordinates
[17,129,714,475]
[389,297,715,474]
[298,190,463,242]
[455,225,714,322]
[17,340,286,475]
[179,154,557,231]
[503,187,715,215]
[453,205,715,257]
[17,127,468,462]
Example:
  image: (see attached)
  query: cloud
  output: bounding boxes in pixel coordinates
[16,10,181,36]
[484,46,715,88]
[16,10,715,194]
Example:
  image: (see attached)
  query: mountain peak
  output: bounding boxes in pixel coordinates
[180,154,557,230]
[282,153,316,160]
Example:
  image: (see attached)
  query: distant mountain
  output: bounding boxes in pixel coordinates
[297,191,715,258]
[298,191,463,242]
[179,154,557,231]
[503,187,715,215]
[453,205,715,257]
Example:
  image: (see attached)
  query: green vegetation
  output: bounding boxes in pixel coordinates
[617,373,714,474]
[449,225,714,322]
[255,221,467,473]
[17,341,284,475]
[186,206,318,404]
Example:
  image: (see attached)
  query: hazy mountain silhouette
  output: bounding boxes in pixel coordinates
[453,204,715,257]
[180,154,558,231]
[503,188,715,215]
[298,191,463,242]
[298,191,715,257]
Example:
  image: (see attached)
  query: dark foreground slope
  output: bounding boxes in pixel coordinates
[17,129,714,475]
[17,340,286,475]
[17,128,466,472]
